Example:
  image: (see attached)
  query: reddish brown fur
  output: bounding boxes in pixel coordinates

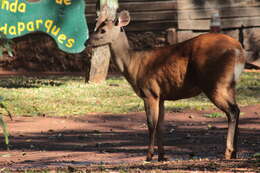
[88,11,246,161]
[126,34,245,102]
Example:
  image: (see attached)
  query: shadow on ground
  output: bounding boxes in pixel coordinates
[0,105,259,171]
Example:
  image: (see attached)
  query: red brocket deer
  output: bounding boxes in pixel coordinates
[87,10,246,161]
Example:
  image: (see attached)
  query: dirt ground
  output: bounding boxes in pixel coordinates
[0,104,259,172]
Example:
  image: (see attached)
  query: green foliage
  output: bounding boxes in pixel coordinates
[0,96,10,149]
[0,32,13,57]
[0,115,9,148]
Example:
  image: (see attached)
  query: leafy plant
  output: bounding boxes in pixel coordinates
[0,31,13,57]
[0,96,11,149]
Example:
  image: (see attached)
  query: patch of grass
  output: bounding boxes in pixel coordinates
[0,76,141,116]
[204,112,224,118]
[0,71,259,117]
[24,170,50,173]
[236,71,260,105]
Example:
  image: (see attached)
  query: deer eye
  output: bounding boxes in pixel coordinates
[100,29,106,34]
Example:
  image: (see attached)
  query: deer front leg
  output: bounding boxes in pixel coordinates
[144,97,159,161]
[157,100,167,161]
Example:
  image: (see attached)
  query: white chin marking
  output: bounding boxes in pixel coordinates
[234,63,244,81]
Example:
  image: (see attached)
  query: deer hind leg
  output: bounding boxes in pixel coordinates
[144,97,160,161]
[157,100,167,161]
[225,103,240,159]
[204,84,240,159]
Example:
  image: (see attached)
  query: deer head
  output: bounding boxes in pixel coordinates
[87,10,131,47]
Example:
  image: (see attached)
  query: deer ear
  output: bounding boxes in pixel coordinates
[117,10,131,27]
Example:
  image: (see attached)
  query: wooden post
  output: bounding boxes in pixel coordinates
[85,0,118,83]
[85,45,111,83]
[167,28,177,45]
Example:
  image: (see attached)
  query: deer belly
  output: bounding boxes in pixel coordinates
[161,85,201,100]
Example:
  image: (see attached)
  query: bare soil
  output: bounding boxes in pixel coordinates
[0,105,259,172]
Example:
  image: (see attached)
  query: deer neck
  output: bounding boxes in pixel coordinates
[109,31,141,88]
[109,31,133,74]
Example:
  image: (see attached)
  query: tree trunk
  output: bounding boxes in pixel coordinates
[85,45,111,83]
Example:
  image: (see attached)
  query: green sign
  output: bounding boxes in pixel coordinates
[0,0,88,53]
